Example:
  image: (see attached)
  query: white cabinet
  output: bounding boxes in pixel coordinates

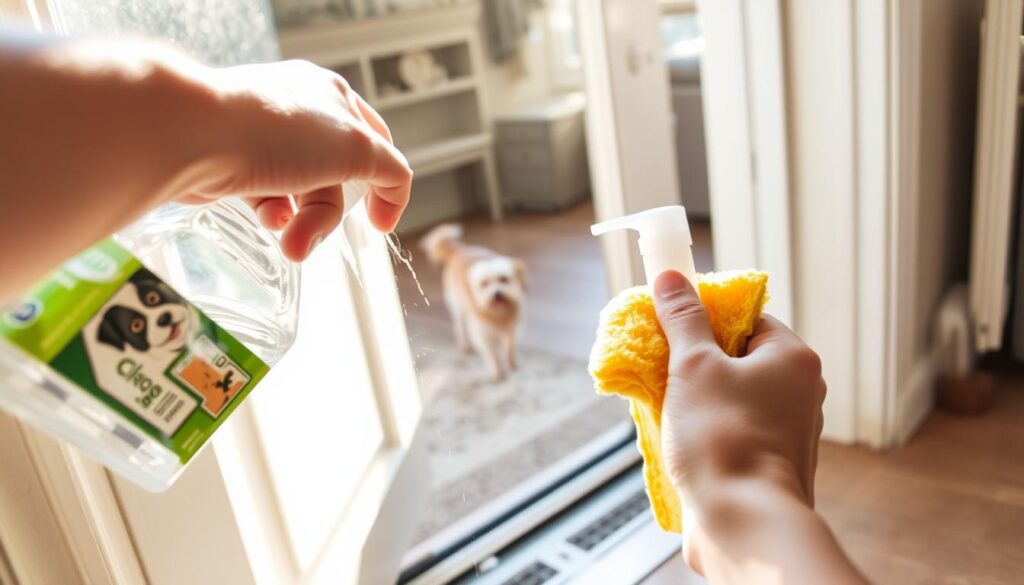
[495,93,591,211]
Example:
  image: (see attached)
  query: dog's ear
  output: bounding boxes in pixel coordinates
[514,259,528,292]
[130,268,158,285]
[97,312,125,350]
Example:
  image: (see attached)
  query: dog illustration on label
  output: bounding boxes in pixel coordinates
[82,268,202,436]
[94,268,197,357]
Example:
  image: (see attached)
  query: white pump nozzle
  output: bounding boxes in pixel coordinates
[591,205,698,286]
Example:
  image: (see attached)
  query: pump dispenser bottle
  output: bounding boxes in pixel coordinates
[591,205,698,286]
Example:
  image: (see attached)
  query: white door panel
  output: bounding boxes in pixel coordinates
[249,231,386,571]
[583,0,683,290]
[604,0,682,214]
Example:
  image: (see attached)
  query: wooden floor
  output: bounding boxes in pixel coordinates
[394,201,714,363]
[643,369,1024,584]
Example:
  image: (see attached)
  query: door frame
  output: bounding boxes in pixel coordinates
[701,0,795,326]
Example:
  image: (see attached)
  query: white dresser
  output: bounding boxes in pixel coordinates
[494,93,590,211]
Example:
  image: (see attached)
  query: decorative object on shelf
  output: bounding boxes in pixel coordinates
[431,62,450,86]
[377,83,403,98]
[398,50,449,91]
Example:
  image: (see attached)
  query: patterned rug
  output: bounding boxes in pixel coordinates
[408,324,627,541]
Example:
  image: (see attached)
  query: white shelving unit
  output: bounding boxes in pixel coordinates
[277,4,503,221]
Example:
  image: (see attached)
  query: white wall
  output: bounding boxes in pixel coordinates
[885,0,984,443]
[912,0,983,369]
[783,0,984,445]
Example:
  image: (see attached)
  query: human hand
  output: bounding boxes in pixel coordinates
[178,59,412,260]
[0,37,412,302]
[652,270,827,576]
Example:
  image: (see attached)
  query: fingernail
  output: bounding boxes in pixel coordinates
[307,234,324,257]
[655,270,688,298]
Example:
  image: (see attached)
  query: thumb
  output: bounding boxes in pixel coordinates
[653,271,717,351]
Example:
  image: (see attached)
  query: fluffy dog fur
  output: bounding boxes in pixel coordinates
[421,224,526,380]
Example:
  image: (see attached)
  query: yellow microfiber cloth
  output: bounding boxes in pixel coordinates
[588,270,769,533]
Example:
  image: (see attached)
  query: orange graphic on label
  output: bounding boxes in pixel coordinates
[168,335,251,417]
[178,357,244,415]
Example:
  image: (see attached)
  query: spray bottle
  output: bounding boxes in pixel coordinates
[0,183,368,491]
[590,205,698,286]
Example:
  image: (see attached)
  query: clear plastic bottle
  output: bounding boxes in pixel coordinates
[0,199,299,491]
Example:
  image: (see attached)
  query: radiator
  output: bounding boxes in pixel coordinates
[969,0,1024,352]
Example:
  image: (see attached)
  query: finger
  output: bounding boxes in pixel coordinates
[363,139,412,232]
[246,196,295,231]
[745,314,804,355]
[280,185,343,261]
[367,187,407,232]
[653,270,718,351]
[751,313,791,338]
[356,93,394,143]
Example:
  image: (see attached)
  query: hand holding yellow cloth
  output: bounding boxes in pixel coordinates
[588,270,769,533]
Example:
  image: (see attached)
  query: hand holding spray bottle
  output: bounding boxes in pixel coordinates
[0,183,368,491]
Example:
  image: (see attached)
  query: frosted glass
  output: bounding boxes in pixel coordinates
[51,0,280,65]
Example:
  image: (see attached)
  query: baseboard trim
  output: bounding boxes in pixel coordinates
[892,356,936,444]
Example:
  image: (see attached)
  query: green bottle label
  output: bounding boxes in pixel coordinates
[0,238,270,463]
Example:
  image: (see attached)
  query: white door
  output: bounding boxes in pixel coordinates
[580,0,683,290]
[602,0,683,215]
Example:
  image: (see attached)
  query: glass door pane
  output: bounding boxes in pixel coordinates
[397,202,629,543]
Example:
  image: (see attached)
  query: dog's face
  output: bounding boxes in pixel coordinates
[466,256,526,316]
[97,269,195,354]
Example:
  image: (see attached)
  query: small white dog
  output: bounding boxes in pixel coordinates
[421,224,526,380]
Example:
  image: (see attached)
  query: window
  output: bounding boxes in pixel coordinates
[396,200,634,569]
